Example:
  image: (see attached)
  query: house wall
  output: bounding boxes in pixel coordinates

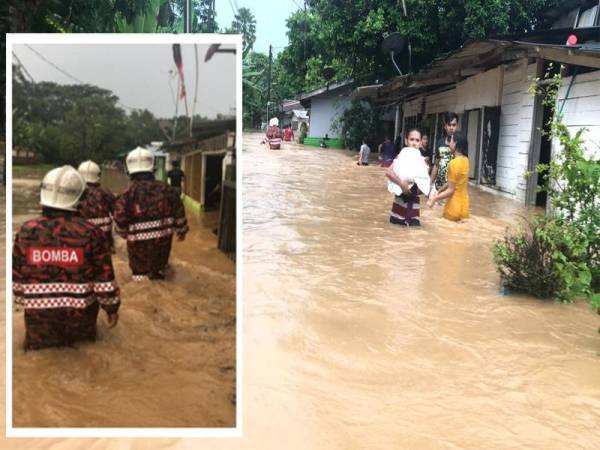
[308,94,353,138]
[425,88,457,114]
[403,97,422,117]
[455,67,502,111]
[556,69,600,160]
[495,60,537,201]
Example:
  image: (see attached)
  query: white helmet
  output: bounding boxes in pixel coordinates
[269,117,279,127]
[126,147,154,174]
[40,166,86,211]
[77,160,101,183]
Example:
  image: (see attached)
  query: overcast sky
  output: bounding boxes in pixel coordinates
[216,0,301,55]
[12,43,236,119]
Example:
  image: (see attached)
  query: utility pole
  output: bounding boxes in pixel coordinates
[184,0,192,33]
[211,0,217,32]
[303,0,307,61]
[267,44,273,121]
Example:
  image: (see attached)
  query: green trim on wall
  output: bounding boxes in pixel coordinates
[303,137,344,149]
[182,194,202,215]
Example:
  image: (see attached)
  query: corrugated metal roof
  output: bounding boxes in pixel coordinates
[297,79,354,101]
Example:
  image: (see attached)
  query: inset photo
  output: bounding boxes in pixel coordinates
[6,33,241,436]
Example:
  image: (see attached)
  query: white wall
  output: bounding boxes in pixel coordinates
[425,88,457,114]
[403,97,422,117]
[455,67,502,111]
[308,94,353,138]
[495,60,537,201]
[555,70,600,160]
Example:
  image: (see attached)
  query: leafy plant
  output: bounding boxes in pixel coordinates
[493,217,592,302]
[495,65,600,329]
[529,65,600,292]
[334,99,380,151]
[299,122,307,144]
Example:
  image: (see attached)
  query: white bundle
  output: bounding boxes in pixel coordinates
[387,147,433,197]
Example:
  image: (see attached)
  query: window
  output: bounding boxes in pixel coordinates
[577,5,598,27]
[552,8,580,29]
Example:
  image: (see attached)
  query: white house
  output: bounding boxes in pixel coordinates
[298,80,354,144]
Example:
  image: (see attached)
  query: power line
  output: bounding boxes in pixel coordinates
[23,44,138,111]
[11,52,35,83]
[24,44,84,84]
[227,0,238,18]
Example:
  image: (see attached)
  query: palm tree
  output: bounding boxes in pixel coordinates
[227,7,256,52]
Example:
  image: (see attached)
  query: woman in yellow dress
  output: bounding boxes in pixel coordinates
[427,133,469,221]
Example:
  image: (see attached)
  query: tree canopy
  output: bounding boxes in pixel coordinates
[227,7,257,53]
[13,65,166,165]
[8,0,219,33]
[241,0,560,127]
[275,0,560,95]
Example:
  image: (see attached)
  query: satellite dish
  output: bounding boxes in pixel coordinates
[382,32,406,55]
[381,32,410,76]
[322,66,335,81]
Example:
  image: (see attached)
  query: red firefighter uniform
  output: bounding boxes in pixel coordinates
[267,125,282,149]
[114,173,188,281]
[13,208,120,350]
[78,183,116,250]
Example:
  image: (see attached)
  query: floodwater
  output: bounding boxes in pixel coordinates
[6,169,236,428]
[0,133,599,449]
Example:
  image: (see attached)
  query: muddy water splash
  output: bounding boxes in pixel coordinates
[6,170,236,429]
[0,135,599,448]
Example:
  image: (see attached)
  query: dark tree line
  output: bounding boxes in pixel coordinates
[12,64,177,165]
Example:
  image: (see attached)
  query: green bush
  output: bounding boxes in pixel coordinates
[299,123,307,144]
[493,217,593,302]
[494,65,599,324]
[333,99,380,151]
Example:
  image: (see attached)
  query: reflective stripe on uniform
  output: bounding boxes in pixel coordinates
[128,217,174,232]
[20,297,94,309]
[127,228,173,241]
[19,282,93,295]
[87,216,112,225]
[132,274,150,282]
[97,296,120,305]
[93,281,118,293]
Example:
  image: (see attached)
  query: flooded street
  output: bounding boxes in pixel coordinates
[0,133,599,448]
[6,169,236,428]
[235,133,600,449]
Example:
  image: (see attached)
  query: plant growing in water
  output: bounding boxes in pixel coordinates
[494,65,600,318]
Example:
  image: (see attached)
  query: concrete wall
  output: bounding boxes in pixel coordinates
[308,94,353,138]
[455,67,502,111]
[556,70,600,160]
[425,88,457,114]
[495,60,537,201]
[403,97,422,117]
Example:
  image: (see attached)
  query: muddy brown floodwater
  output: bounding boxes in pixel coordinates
[1,134,599,449]
[6,169,236,429]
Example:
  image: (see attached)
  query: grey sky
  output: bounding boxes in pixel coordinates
[216,0,301,55]
[12,43,236,119]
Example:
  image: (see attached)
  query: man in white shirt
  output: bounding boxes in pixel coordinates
[357,138,371,166]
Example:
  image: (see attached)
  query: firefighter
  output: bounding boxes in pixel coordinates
[77,160,116,253]
[12,166,120,351]
[114,148,188,281]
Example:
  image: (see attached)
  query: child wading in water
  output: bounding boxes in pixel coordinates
[427,133,470,221]
[386,128,434,227]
